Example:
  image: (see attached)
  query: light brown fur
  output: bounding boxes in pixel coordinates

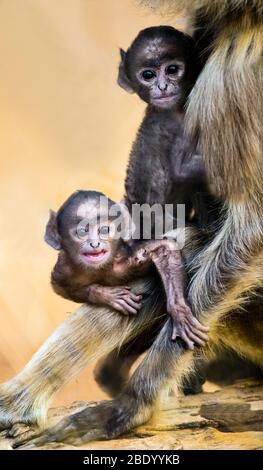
[0,0,263,447]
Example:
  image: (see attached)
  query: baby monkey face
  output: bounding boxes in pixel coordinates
[118,27,196,110]
[71,217,118,268]
[45,191,122,270]
[136,54,185,108]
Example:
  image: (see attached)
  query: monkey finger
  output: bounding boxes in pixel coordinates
[184,325,206,347]
[178,331,195,350]
[188,316,209,332]
[118,292,141,302]
[6,422,32,438]
[112,302,129,315]
[128,293,143,302]
[12,428,44,448]
[185,321,209,342]
[17,416,105,448]
[15,434,53,449]
[123,296,142,310]
[113,287,131,295]
[171,325,179,341]
[14,416,79,448]
[117,299,138,315]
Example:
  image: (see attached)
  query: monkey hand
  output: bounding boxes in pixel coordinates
[167,301,209,350]
[133,248,148,265]
[103,287,142,316]
[133,244,165,265]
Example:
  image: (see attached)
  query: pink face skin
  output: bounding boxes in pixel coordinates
[136,58,185,109]
[68,221,118,269]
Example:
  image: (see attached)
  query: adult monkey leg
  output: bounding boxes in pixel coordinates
[17,241,263,448]
[0,277,166,431]
[94,323,161,398]
[16,319,185,447]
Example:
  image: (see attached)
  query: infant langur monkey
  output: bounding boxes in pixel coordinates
[119,26,207,218]
[45,190,208,348]
[118,26,211,347]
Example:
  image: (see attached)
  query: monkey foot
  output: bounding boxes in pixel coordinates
[0,422,35,439]
[13,397,149,448]
[0,384,39,431]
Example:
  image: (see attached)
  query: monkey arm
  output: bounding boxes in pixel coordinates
[132,239,209,348]
[50,255,85,302]
[180,153,206,183]
[50,251,143,315]
[51,270,91,304]
[52,267,142,315]
[168,131,207,186]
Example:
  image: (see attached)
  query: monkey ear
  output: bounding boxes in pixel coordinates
[120,48,126,62]
[44,209,61,250]
[117,48,134,94]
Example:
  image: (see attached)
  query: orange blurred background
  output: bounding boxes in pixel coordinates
[0,0,184,406]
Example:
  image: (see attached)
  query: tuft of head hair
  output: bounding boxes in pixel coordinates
[126,25,194,59]
[56,190,115,226]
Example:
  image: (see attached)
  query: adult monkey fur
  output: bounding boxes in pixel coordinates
[0,0,262,446]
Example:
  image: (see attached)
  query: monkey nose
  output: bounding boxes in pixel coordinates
[158,83,167,91]
[90,241,100,249]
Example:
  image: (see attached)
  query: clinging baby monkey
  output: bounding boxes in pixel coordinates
[119,26,214,226]
[45,190,208,348]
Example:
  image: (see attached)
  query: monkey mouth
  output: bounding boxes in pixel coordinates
[153,94,176,104]
[81,250,109,264]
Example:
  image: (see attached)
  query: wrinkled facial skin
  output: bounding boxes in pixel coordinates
[130,41,188,109]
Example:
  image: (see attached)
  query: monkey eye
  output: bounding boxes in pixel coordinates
[166,64,179,75]
[99,225,110,236]
[78,224,89,235]
[141,70,156,81]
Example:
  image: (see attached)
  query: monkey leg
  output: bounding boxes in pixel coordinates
[214,295,263,368]
[95,320,206,398]
[15,280,263,447]
[15,319,190,448]
[0,277,166,431]
[94,323,160,397]
[22,261,263,448]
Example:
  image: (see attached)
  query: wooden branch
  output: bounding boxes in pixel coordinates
[0,379,262,450]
